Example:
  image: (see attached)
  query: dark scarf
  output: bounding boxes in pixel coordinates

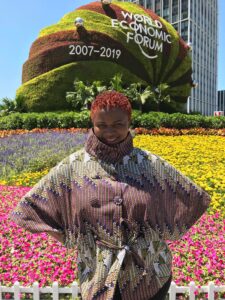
[85,128,133,164]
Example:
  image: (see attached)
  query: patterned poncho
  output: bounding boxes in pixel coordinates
[9,129,211,300]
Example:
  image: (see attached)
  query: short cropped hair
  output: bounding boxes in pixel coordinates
[90,91,132,121]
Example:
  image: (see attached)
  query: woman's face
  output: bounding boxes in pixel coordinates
[92,107,131,146]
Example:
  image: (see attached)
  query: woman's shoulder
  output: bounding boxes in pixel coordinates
[131,147,158,162]
[61,147,85,164]
[51,147,86,174]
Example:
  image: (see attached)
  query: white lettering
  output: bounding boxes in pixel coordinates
[155,30,163,40]
[121,11,133,20]
[147,26,156,37]
[143,15,153,26]
[155,20,163,28]
[155,41,163,52]
[134,33,144,45]
[112,11,168,59]
[126,31,134,43]
[111,19,119,27]
[129,21,140,31]
[134,14,144,22]
[136,23,148,35]
[120,20,129,30]
[165,34,171,43]
[143,36,149,47]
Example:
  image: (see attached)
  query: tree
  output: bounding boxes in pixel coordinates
[109,73,123,92]
[66,79,107,111]
[0,97,16,116]
[0,97,15,111]
[150,83,171,111]
[125,83,153,112]
[66,79,94,110]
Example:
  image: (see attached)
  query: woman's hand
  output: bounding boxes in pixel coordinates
[48,231,64,244]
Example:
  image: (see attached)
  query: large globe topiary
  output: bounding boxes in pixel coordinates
[17,0,193,112]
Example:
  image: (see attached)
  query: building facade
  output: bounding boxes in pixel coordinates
[218,90,225,113]
[120,0,218,115]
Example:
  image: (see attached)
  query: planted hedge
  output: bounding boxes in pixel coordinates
[0,111,224,130]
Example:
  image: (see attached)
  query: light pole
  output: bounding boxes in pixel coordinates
[187,96,190,114]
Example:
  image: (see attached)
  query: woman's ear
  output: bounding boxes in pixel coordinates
[128,119,132,129]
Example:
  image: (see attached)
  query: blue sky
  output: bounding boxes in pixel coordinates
[0,0,224,101]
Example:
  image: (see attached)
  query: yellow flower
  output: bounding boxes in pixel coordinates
[134,135,225,217]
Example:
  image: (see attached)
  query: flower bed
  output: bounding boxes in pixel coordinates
[134,134,225,216]
[0,127,224,139]
[0,131,87,184]
[0,186,79,287]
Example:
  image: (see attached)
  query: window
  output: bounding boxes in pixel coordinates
[173,23,179,32]
[155,0,161,15]
[181,0,188,19]
[163,0,169,19]
[181,20,188,41]
[172,0,178,22]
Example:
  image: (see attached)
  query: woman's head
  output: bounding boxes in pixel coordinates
[90,91,132,146]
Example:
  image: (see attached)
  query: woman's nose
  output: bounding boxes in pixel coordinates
[104,126,115,133]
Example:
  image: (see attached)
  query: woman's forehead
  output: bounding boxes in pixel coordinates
[94,107,128,120]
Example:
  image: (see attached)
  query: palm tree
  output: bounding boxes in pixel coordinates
[66,79,95,110]
[0,97,16,111]
[109,73,123,92]
[150,83,171,111]
[91,80,107,96]
[125,83,153,112]
[0,97,16,115]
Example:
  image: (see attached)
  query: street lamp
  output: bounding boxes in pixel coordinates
[187,42,192,52]
[187,96,190,114]
[192,80,198,88]
[100,0,112,5]
[74,17,84,28]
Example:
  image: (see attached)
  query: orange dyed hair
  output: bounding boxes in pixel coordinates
[90,91,132,121]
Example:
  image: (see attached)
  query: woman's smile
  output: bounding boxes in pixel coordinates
[104,137,118,144]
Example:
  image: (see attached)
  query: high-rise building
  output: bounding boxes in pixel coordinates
[218,90,225,113]
[119,0,218,116]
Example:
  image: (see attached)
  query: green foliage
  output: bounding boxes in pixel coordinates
[0,111,224,130]
[17,61,143,112]
[153,84,171,104]
[164,113,201,129]
[0,95,28,116]
[66,79,107,111]
[199,116,225,129]
[65,75,173,113]
[15,94,28,113]
[0,97,15,110]
[0,112,24,129]
[135,113,161,129]
[109,73,123,92]
[0,97,16,116]
[124,83,153,111]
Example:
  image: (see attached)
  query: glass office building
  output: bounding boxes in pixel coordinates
[119,0,218,115]
[218,90,225,113]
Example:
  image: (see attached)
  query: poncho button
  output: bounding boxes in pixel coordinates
[113,195,123,205]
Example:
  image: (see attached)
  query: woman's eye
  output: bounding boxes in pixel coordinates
[97,124,123,129]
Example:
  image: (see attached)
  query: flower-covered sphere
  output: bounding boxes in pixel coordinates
[18,1,193,112]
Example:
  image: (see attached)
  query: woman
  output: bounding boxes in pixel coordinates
[9,91,211,300]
